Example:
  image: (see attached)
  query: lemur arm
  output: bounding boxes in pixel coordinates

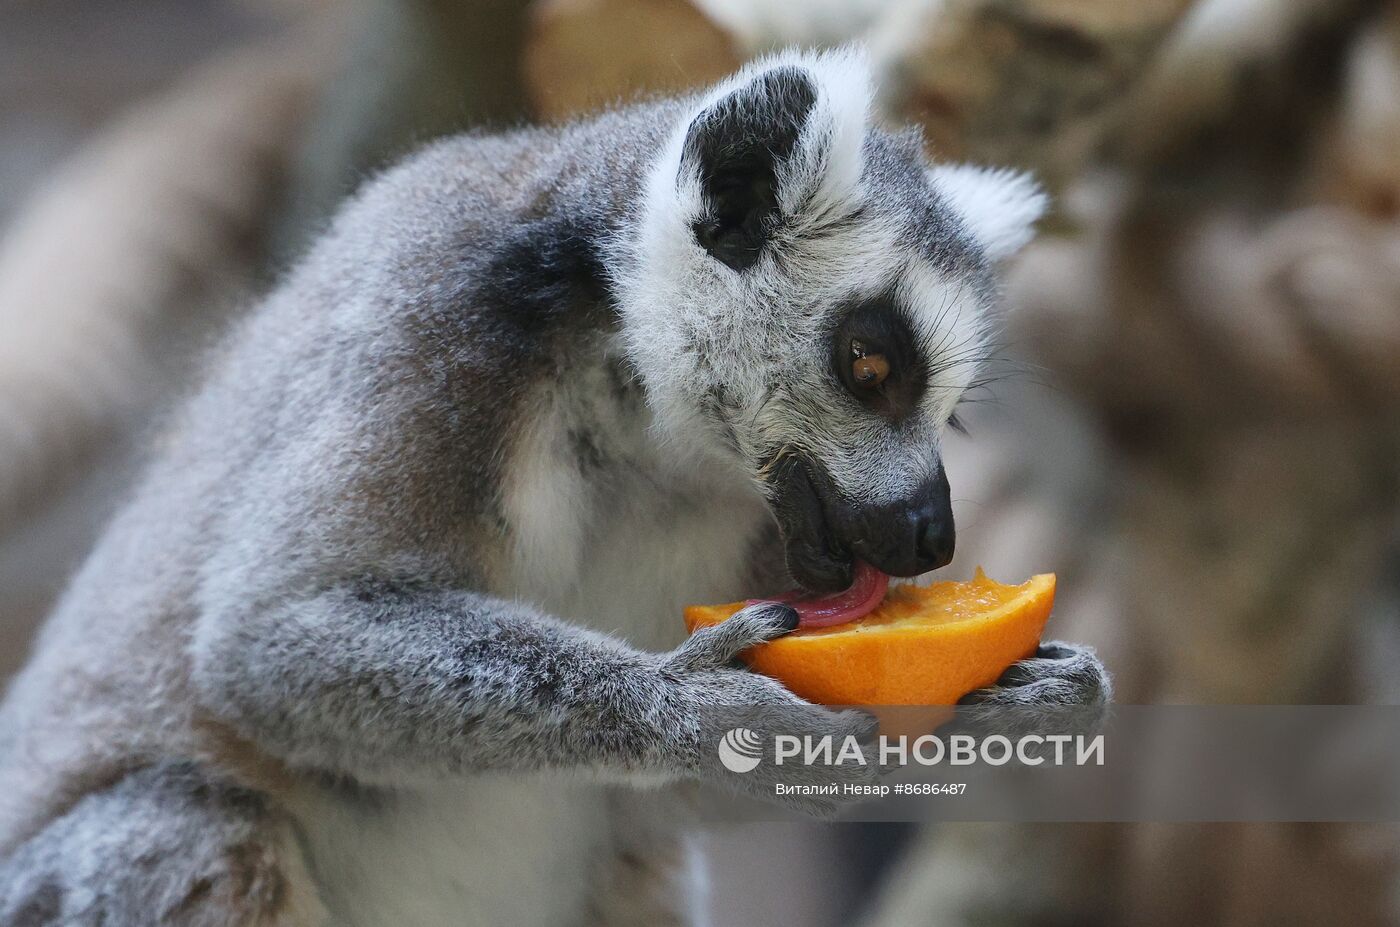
[190,584,879,805]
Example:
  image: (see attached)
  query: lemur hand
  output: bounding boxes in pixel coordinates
[956,641,1112,738]
[659,602,882,817]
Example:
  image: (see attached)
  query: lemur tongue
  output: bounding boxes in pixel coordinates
[751,561,890,629]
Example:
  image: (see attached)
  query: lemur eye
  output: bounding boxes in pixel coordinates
[831,294,924,420]
[849,340,890,390]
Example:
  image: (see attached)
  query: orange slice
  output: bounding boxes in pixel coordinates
[683,569,1055,707]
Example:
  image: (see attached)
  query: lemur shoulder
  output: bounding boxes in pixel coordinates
[0,49,1108,927]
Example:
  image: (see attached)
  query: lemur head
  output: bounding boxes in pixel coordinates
[615,48,1046,594]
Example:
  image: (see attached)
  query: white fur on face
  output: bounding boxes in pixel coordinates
[614,48,1036,507]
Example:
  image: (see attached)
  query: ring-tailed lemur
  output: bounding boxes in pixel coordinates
[0,49,1108,926]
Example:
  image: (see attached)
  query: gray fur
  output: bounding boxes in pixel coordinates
[0,762,324,926]
[0,49,1107,926]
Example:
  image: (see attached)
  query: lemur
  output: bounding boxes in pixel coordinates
[0,50,1108,926]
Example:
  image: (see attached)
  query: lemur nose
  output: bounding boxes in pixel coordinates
[847,468,955,578]
[910,465,955,573]
[917,513,956,572]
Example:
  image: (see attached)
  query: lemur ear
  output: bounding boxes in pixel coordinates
[681,66,818,271]
[929,165,1048,261]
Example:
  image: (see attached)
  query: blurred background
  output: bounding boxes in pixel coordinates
[2,0,1399,924]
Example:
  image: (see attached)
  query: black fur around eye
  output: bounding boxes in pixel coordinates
[831,294,926,420]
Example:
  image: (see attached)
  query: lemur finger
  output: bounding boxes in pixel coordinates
[955,642,1112,738]
[967,641,1111,701]
[664,603,799,673]
[1033,642,1081,662]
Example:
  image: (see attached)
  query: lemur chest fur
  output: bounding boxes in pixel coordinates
[496,350,773,652]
